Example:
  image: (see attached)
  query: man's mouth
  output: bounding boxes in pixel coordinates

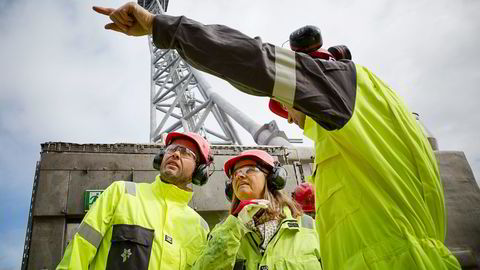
[166,161,179,169]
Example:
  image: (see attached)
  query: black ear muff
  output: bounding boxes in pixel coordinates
[192,153,214,186]
[327,45,352,60]
[267,165,287,191]
[192,164,209,186]
[225,180,234,202]
[289,25,323,53]
[153,149,165,171]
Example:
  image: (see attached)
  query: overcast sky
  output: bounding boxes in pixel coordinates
[0,0,479,268]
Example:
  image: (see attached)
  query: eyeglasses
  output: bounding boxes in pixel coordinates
[231,165,263,179]
[165,144,198,162]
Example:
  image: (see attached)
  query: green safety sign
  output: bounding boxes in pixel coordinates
[84,190,104,212]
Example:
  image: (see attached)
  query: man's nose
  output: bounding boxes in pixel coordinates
[171,150,181,159]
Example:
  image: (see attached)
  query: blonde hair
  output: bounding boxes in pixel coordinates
[229,174,303,222]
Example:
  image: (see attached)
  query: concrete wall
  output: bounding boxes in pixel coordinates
[438,151,480,268]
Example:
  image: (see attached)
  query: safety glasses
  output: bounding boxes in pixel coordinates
[231,165,263,179]
[165,144,198,162]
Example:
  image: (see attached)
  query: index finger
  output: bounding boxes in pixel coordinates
[92,6,115,16]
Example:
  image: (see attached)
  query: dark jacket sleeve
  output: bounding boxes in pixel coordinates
[152,15,357,130]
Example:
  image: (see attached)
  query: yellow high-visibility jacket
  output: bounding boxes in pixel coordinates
[57,176,209,270]
[193,207,322,270]
[303,65,460,269]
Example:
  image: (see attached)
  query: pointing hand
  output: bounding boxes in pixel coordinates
[93,2,154,36]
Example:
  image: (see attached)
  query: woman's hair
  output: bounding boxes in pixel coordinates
[229,170,304,222]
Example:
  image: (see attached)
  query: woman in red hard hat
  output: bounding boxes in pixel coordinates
[193,149,322,270]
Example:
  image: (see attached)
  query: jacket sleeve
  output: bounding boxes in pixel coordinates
[56,182,125,270]
[191,215,249,270]
[152,15,357,130]
[184,216,210,269]
[300,214,322,263]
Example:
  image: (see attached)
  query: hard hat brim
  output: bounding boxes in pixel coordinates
[165,132,212,165]
[269,99,288,119]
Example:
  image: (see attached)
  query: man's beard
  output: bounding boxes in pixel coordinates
[160,166,189,184]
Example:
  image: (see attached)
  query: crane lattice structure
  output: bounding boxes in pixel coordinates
[138,0,292,147]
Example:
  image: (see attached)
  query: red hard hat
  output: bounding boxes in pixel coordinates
[293,183,315,213]
[165,132,213,165]
[269,99,288,119]
[224,149,275,178]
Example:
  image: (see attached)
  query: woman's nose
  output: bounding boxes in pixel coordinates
[234,171,247,181]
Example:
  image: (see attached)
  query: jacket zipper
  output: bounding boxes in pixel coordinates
[247,232,261,254]
[254,218,295,255]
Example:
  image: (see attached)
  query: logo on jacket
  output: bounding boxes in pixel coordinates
[121,248,132,263]
[287,222,299,228]
[165,234,173,244]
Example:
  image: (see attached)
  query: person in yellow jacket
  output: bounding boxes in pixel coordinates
[93,2,461,269]
[193,150,322,270]
[57,132,213,270]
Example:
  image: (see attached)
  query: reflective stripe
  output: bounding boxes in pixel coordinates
[272,47,296,107]
[125,181,136,196]
[301,214,314,229]
[78,222,103,249]
[200,217,209,231]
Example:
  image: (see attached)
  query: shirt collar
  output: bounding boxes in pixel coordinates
[153,174,193,204]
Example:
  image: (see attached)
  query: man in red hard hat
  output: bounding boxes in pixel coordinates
[58,132,213,270]
[292,183,315,218]
[93,3,460,269]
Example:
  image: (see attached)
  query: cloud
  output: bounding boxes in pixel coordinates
[1,0,151,144]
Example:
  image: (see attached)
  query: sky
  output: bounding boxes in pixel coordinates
[0,0,479,268]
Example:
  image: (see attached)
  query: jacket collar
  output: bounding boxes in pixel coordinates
[153,174,193,204]
[280,207,300,231]
[303,116,317,141]
[248,206,300,251]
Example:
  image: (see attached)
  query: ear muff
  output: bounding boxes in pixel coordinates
[192,164,209,186]
[225,180,234,202]
[327,45,352,60]
[224,163,287,202]
[267,165,287,191]
[153,149,210,186]
[153,149,165,171]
